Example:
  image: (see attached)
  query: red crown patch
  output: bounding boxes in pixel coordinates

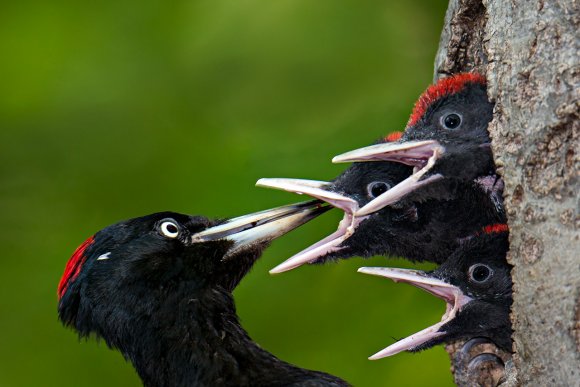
[58,236,94,298]
[407,73,486,128]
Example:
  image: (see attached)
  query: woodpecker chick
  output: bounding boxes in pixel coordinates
[257,74,503,273]
[257,143,504,274]
[359,229,512,360]
[57,202,349,387]
[333,73,497,216]
[257,161,412,272]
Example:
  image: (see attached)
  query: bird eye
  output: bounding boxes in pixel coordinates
[159,219,180,239]
[468,264,493,283]
[367,181,391,198]
[441,113,462,129]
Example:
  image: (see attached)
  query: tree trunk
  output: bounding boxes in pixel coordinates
[433,0,579,386]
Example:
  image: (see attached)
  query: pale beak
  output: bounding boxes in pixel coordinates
[332,140,444,167]
[254,178,358,213]
[358,267,472,360]
[333,140,445,216]
[254,141,446,273]
[256,178,367,273]
[191,201,329,259]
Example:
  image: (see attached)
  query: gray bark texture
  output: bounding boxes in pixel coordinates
[434,0,579,386]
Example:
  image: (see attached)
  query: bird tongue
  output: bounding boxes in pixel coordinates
[255,178,368,274]
[357,267,472,359]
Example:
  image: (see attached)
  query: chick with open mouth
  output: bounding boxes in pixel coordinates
[258,74,503,274]
[359,230,512,359]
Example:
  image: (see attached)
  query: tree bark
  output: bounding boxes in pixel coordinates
[434,0,579,386]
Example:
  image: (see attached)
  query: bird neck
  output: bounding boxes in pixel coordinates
[369,181,506,264]
[110,282,301,387]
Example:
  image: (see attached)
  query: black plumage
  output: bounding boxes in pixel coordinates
[58,204,348,387]
[257,73,505,274]
[401,76,495,181]
[359,229,512,359]
[330,73,499,213]
[322,161,506,264]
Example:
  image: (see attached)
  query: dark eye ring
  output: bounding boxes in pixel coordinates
[159,219,180,239]
[468,264,493,283]
[441,113,462,129]
[367,181,391,198]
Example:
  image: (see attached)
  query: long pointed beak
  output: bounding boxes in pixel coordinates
[358,267,472,360]
[269,212,369,273]
[332,140,444,166]
[255,178,358,213]
[191,201,329,258]
[355,166,442,216]
[332,141,445,217]
[256,178,368,273]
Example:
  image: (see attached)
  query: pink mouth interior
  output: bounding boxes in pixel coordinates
[333,140,442,168]
[379,153,431,169]
[254,178,367,274]
[258,142,445,273]
[358,267,472,360]
[269,210,370,274]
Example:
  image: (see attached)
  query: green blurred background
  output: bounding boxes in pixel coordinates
[0,1,453,385]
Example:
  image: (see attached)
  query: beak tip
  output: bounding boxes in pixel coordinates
[357,267,383,276]
[270,258,306,274]
[368,349,392,360]
[269,265,287,274]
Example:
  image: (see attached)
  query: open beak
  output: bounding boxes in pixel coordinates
[332,140,444,167]
[333,140,445,216]
[358,267,472,360]
[255,141,446,273]
[191,200,329,259]
[256,178,370,274]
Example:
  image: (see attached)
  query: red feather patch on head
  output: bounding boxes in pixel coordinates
[385,131,403,142]
[482,223,509,235]
[407,73,487,128]
[58,236,94,299]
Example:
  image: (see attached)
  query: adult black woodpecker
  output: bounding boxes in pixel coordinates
[358,227,512,359]
[257,74,504,273]
[57,202,349,387]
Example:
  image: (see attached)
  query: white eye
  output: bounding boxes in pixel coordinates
[159,219,180,238]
